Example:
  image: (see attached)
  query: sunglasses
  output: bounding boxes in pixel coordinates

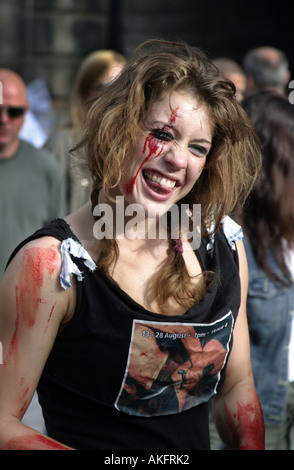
[0,106,27,119]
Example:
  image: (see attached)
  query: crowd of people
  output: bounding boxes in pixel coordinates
[0,39,293,450]
[209,45,294,451]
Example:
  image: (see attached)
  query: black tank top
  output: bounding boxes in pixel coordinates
[9,218,241,450]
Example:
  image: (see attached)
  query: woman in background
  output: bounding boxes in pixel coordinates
[239,91,294,449]
[47,49,126,212]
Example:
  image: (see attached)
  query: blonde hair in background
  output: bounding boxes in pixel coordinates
[70,50,126,133]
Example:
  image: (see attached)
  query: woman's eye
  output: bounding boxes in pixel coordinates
[151,129,173,142]
[190,145,208,156]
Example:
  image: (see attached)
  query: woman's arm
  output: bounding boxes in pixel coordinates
[211,240,265,450]
[0,237,75,450]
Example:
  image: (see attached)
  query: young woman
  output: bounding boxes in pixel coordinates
[0,39,264,450]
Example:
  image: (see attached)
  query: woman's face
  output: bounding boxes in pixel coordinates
[120,89,214,217]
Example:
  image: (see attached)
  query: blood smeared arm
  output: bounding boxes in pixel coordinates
[211,240,265,450]
[0,238,75,450]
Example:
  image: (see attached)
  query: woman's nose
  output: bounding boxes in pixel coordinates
[163,143,188,170]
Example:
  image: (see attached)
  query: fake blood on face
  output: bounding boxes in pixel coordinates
[123,135,165,196]
[123,110,177,196]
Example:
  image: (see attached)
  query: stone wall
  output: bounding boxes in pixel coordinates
[0,0,111,108]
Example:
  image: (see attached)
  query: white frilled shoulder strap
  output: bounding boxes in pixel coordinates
[206,215,243,254]
[60,238,96,290]
[222,216,243,250]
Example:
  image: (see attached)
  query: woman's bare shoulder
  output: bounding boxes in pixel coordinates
[5,235,62,277]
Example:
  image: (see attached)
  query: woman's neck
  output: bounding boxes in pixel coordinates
[95,190,170,249]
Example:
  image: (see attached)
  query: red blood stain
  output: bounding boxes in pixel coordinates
[123,138,165,196]
[237,393,265,450]
[18,386,30,416]
[4,294,20,368]
[123,109,178,196]
[4,433,72,450]
[4,246,59,368]
[165,108,177,129]
[43,302,57,335]
[223,390,265,450]
[16,246,58,327]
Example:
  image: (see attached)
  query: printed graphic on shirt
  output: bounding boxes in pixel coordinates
[115,311,234,417]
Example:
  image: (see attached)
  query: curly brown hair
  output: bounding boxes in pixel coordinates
[74,39,261,312]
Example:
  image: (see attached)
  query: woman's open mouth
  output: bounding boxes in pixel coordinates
[143,170,177,194]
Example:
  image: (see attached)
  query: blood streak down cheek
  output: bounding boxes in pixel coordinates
[123,109,178,196]
[123,135,165,196]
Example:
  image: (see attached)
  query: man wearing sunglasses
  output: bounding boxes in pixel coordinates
[0,75,28,157]
[0,69,65,276]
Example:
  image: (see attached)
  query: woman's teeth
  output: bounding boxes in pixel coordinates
[144,171,176,190]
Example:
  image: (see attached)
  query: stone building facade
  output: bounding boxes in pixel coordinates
[0,0,293,110]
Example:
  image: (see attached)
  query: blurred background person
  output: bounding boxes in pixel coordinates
[239,91,294,449]
[213,57,247,102]
[0,68,65,434]
[0,68,65,276]
[210,90,294,450]
[46,49,126,213]
[242,46,291,97]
